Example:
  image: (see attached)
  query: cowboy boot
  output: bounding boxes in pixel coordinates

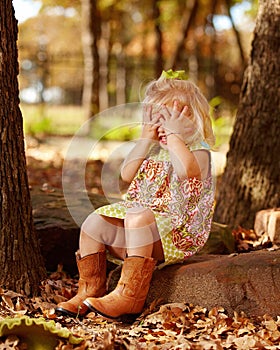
[84,256,156,319]
[56,250,106,317]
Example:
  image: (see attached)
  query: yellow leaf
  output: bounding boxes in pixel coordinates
[264,319,278,332]
[234,335,256,349]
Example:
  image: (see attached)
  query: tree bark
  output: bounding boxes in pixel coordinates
[224,0,246,67]
[99,21,110,111]
[0,1,46,295]
[168,0,198,70]
[81,0,101,126]
[152,0,164,77]
[214,0,280,229]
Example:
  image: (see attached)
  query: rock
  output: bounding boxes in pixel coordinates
[254,208,280,243]
[147,250,280,317]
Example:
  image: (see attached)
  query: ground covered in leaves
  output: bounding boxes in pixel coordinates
[1,277,280,350]
[0,141,278,348]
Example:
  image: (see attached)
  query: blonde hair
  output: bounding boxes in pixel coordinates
[143,77,215,148]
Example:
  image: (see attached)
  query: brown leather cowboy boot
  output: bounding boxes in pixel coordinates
[84,256,155,319]
[56,250,106,317]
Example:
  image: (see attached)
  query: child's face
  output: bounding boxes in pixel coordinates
[150,101,194,147]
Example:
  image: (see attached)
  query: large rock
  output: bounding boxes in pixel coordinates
[147,250,280,317]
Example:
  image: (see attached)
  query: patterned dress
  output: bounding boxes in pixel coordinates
[95,143,215,268]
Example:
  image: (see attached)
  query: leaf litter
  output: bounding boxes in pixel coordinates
[1,272,280,349]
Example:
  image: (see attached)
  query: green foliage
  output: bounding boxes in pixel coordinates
[209,96,235,149]
[212,117,234,148]
[22,104,84,136]
[22,103,140,141]
[97,125,141,141]
[26,116,53,136]
[209,96,224,110]
[90,109,141,141]
[22,104,53,136]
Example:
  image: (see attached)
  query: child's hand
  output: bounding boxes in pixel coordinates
[141,104,161,140]
[159,101,194,141]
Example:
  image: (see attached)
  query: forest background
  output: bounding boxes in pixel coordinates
[0,1,279,347]
[15,0,256,148]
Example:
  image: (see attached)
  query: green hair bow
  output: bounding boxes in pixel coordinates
[160,69,188,80]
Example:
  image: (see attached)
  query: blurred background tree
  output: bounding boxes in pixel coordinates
[16,0,257,141]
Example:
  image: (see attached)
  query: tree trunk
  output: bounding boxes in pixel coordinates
[99,21,110,111]
[0,1,46,295]
[214,0,280,229]
[116,51,127,106]
[81,0,101,126]
[152,0,163,77]
[224,0,246,67]
[204,0,218,97]
[168,0,198,70]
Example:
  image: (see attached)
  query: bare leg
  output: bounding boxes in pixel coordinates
[79,230,103,257]
[80,210,164,261]
[80,213,126,259]
[125,207,158,257]
[83,207,160,319]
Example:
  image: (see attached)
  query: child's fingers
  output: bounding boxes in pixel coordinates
[181,105,191,118]
[159,105,171,120]
[152,113,163,124]
[172,100,181,119]
[143,104,153,123]
[151,117,162,131]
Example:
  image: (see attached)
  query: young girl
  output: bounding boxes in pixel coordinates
[56,69,215,319]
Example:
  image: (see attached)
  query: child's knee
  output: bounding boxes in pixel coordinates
[125,207,155,228]
[81,213,102,236]
[81,213,96,233]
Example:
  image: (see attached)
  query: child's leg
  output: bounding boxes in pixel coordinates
[56,213,125,317]
[80,213,126,259]
[84,208,160,319]
[125,207,165,262]
[125,207,158,257]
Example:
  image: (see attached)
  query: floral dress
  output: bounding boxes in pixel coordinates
[95,143,215,268]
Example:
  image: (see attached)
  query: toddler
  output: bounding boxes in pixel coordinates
[56,69,215,319]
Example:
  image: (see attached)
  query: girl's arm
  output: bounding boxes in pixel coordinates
[166,135,209,180]
[121,105,160,183]
[120,138,154,183]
